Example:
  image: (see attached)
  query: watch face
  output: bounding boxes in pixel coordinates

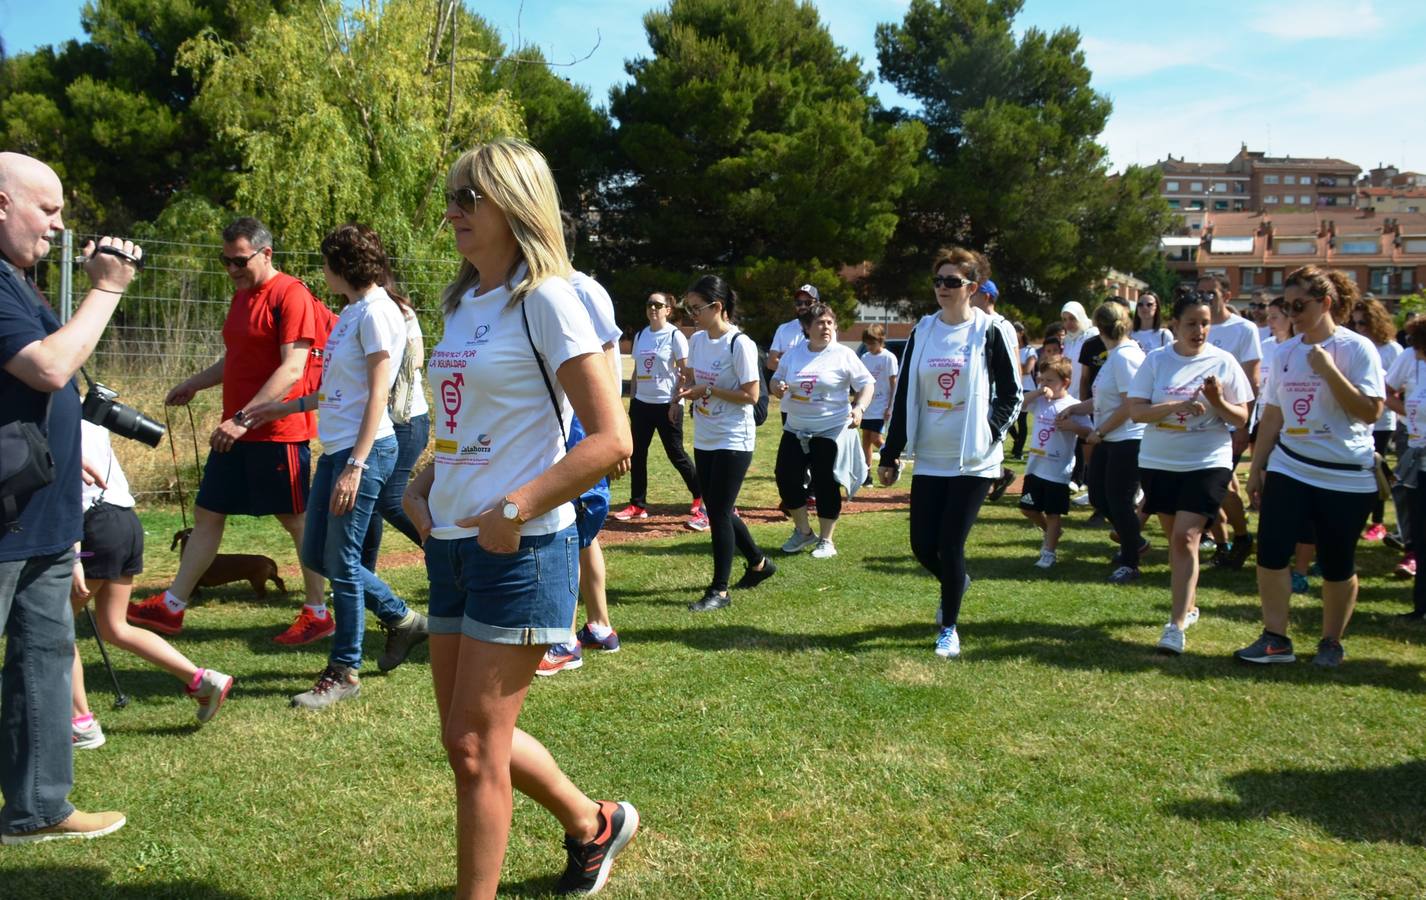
[503,501,519,520]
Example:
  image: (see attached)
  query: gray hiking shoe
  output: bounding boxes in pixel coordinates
[378,610,429,672]
[1312,637,1345,668]
[291,665,360,710]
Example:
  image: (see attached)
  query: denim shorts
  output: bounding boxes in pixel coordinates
[424,525,579,646]
[576,479,610,549]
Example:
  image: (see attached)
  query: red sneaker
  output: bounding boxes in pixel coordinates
[273,607,335,645]
[1363,523,1387,542]
[1396,553,1417,579]
[126,595,185,635]
[613,503,648,521]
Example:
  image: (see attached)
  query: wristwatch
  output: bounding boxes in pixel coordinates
[233,409,246,425]
[347,457,370,471]
[702,384,713,400]
[499,496,526,525]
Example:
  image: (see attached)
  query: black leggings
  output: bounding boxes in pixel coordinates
[1413,481,1426,614]
[909,474,992,629]
[1009,409,1028,458]
[694,449,765,593]
[1372,430,1391,524]
[1087,439,1143,567]
[774,431,842,520]
[628,398,700,506]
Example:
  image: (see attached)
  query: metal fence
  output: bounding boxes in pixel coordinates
[35,232,458,500]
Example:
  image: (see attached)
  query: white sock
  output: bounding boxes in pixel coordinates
[163,590,187,613]
[305,602,328,618]
[588,622,614,640]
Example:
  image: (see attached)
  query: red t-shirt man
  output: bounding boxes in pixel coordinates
[222,271,321,442]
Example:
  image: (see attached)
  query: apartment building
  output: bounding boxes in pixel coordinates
[1158,145,1360,216]
[1166,209,1426,303]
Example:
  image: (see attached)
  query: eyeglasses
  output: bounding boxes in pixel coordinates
[219,249,263,269]
[933,275,973,289]
[685,301,715,316]
[647,302,667,309]
[1287,296,1322,314]
[444,187,483,214]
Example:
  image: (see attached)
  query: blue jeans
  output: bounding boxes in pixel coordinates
[360,413,429,569]
[0,550,77,834]
[302,436,409,670]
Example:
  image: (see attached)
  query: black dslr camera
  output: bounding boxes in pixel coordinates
[82,380,165,447]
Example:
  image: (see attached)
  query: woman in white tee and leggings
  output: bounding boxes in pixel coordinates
[618,292,701,522]
[1239,266,1384,668]
[677,275,775,611]
[878,247,1021,660]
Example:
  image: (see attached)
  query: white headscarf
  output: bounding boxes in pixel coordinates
[1060,300,1091,333]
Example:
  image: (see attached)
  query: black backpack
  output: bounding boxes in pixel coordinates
[732,332,770,427]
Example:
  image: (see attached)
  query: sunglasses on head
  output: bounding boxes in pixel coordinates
[219,249,263,269]
[933,275,973,289]
[444,187,483,214]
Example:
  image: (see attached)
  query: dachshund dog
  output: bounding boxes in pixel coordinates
[170,528,287,598]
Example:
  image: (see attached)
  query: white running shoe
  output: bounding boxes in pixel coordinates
[934,626,960,659]
[781,527,818,553]
[810,539,838,559]
[1183,608,1200,630]
[1071,491,1091,506]
[1157,623,1185,655]
[1034,548,1056,569]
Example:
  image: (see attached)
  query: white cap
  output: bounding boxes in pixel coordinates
[796,284,820,301]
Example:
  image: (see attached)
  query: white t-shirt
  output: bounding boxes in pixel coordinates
[569,270,622,385]
[1092,342,1147,442]
[1373,341,1403,432]
[1258,324,1273,344]
[1024,394,1089,484]
[687,327,760,452]
[1129,344,1252,471]
[1131,328,1173,354]
[400,306,430,419]
[1252,337,1282,431]
[80,421,135,510]
[1264,328,1384,493]
[1063,328,1097,398]
[1386,351,1426,449]
[426,275,601,539]
[914,316,978,476]
[1018,345,1038,392]
[774,342,873,433]
[318,287,406,452]
[1207,314,1263,374]
[770,318,805,358]
[632,324,688,404]
[861,348,900,419]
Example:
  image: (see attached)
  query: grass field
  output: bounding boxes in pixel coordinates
[3,412,1426,898]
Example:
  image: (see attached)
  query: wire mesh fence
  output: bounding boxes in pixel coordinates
[35,233,457,502]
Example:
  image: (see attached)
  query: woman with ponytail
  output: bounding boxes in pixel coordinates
[1238,266,1385,668]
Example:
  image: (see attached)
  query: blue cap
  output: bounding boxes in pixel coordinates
[981,279,999,300]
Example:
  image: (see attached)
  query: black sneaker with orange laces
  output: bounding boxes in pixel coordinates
[555,800,639,895]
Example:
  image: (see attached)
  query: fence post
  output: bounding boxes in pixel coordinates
[59,229,74,323]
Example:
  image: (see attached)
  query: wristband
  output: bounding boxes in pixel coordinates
[347,457,369,471]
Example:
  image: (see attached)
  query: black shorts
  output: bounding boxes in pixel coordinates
[860,418,886,435]
[1019,473,1070,515]
[1140,467,1232,524]
[195,440,311,516]
[81,501,144,581]
[1257,471,1374,580]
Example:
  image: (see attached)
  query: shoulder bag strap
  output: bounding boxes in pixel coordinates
[520,302,567,446]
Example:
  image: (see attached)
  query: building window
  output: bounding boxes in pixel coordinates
[1401,268,1416,290]
[1339,239,1379,254]
[1402,238,1426,253]
[1214,200,1228,210]
[1371,269,1393,294]
[1166,181,1180,191]
[1214,182,1228,192]
[1265,195,1279,204]
[1190,181,1203,192]
[1270,269,1284,287]
[1233,200,1246,211]
[1240,269,1257,288]
[1167,198,1180,208]
[1276,240,1316,255]
[1264,175,1280,184]
[1188,200,1204,210]
[1301,195,1313,205]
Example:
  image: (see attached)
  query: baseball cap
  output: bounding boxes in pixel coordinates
[980,279,999,300]
[795,284,820,302]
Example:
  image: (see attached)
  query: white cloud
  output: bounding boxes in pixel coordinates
[1081,37,1185,81]
[1247,0,1383,40]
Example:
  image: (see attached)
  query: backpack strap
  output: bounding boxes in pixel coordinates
[520,302,567,446]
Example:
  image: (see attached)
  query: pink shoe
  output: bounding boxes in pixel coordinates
[1396,553,1417,579]
[1364,523,1388,542]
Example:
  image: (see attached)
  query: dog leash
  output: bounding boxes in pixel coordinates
[163,404,202,531]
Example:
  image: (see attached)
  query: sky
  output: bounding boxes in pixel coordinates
[4,0,1425,174]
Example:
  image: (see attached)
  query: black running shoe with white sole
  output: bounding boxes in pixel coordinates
[556,800,639,895]
[1233,630,1296,664]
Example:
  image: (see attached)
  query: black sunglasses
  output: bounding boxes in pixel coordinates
[219,249,263,268]
[444,187,483,214]
[647,301,667,309]
[1287,296,1322,314]
[933,275,973,289]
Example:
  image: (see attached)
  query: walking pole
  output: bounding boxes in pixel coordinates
[83,604,129,709]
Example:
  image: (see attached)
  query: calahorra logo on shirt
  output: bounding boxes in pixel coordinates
[466,323,492,346]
